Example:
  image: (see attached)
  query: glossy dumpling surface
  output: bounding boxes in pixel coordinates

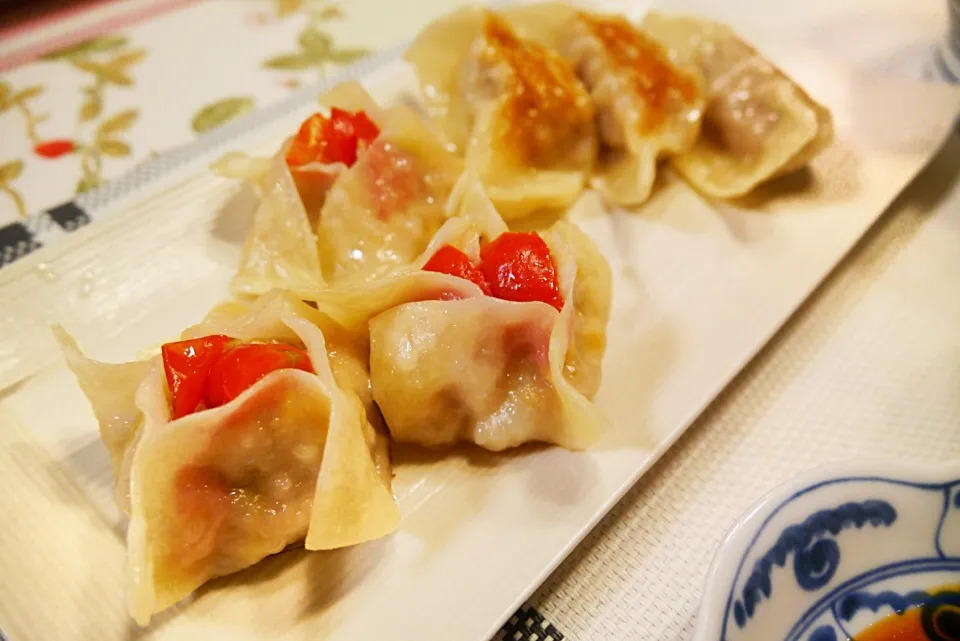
[55,294,399,625]
[561,10,705,206]
[228,84,461,297]
[361,178,612,451]
[642,11,833,198]
[314,106,463,284]
[406,7,597,220]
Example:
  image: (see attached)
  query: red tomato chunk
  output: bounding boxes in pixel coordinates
[422,244,490,294]
[160,337,315,419]
[480,232,564,311]
[204,343,314,409]
[161,335,230,420]
[285,108,380,168]
[420,232,565,311]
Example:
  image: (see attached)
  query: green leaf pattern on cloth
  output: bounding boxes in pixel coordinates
[191,97,256,134]
[258,1,371,78]
[0,0,375,222]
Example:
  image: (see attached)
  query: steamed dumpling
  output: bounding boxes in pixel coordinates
[228,83,462,297]
[405,7,598,220]
[314,107,463,284]
[323,176,613,451]
[54,292,399,625]
[642,12,833,198]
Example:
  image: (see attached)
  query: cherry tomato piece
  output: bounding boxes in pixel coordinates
[479,232,564,311]
[161,335,231,420]
[285,109,380,168]
[422,244,491,294]
[327,107,361,166]
[352,110,380,150]
[203,342,314,409]
[285,113,327,167]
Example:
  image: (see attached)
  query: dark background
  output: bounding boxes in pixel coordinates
[0,0,92,28]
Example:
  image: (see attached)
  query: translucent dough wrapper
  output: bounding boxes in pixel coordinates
[299,175,612,451]
[54,294,399,625]
[228,82,462,297]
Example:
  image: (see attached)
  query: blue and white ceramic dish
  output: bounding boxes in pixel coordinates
[694,463,960,641]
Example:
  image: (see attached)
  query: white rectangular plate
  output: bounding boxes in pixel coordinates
[1,4,959,640]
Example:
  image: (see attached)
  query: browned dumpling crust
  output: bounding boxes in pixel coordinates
[406,6,598,220]
[468,12,596,169]
[573,11,701,144]
[560,10,705,205]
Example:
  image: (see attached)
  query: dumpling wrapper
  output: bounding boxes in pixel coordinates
[641,12,834,198]
[184,290,393,479]
[368,215,611,451]
[57,340,153,514]
[555,8,706,206]
[314,106,463,285]
[227,83,461,297]
[405,6,597,220]
[227,147,326,297]
[299,174,612,451]
[54,296,399,625]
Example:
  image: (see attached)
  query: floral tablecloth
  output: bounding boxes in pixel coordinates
[0,0,456,227]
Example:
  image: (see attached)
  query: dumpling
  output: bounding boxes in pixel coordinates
[369,226,610,450]
[405,7,598,220]
[54,292,399,625]
[287,81,387,216]
[223,82,385,296]
[57,340,153,514]
[306,175,612,451]
[641,12,834,198]
[226,82,461,297]
[557,9,706,206]
[314,106,463,284]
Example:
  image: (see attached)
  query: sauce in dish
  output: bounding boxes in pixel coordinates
[854,585,960,641]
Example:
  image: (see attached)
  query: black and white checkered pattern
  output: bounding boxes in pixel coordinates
[0,201,91,268]
[497,605,566,641]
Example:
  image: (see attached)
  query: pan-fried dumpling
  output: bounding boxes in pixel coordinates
[227,82,461,297]
[558,10,705,206]
[54,294,399,625]
[641,12,833,198]
[405,7,597,220]
[314,176,611,451]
